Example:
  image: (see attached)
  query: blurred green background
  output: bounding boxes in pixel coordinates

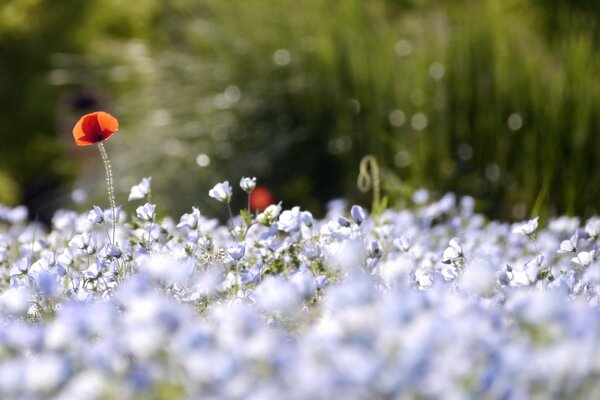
[1,0,599,222]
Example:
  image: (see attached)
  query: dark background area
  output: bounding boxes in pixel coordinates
[1,0,599,223]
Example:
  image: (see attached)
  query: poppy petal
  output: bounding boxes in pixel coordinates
[96,111,119,136]
[73,113,97,146]
[72,111,119,146]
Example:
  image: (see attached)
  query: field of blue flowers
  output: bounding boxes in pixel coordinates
[1,176,599,399]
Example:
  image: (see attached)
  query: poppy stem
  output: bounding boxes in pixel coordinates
[97,142,116,244]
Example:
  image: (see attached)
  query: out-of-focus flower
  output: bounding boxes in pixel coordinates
[548,216,580,235]
[104,206,122,223]
[128,177,152,201]
[393,236,411,252]
[249,186,274,212]
[177,207,201,230]
[512,217,539,236]
[412,189,429,204]
[585,217,600,240]
[572,250,595,267]
[72,111,119,146]
[208,181,233,204]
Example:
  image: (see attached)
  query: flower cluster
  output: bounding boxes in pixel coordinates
[0,183,599,398]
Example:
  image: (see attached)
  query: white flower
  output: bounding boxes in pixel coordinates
[512,217,539,236]
[208,181,232,203]
[257,203,282,225]
[128,177,152,201]
[572,250,595,267]
[442,237,463,263]
[177,207,201,230]
[585,217,600,240]
[68,232,93,251]
[278,207,302,233]
[239,177,256,193]
[557,231,578,254]
[393,236,411,252]
[136,203,156,222]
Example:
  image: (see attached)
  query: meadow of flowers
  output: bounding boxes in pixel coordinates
[1,173,599,399]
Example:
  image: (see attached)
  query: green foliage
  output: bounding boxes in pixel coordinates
[0,0,162,220]
[94,0,599,219]
[439,0,600,218]
[1,0,599,220]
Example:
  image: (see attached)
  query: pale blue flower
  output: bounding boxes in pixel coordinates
[128,177,152,201]
[240,263,263,285]
[226,242,246,260]
[87,206,104,224]
[337,216,351,227]
[256,203,282,226]
[177,207,201,230]
[350,205,365,225]
[393,236,411,252]
[99,243,122,258]
[136,203,156,222]
[369,239,383,258]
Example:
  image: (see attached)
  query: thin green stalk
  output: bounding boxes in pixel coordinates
[147,217,154,252]
[97,142,116,244]
[227,203,234,229]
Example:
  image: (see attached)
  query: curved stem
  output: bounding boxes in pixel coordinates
[357,155,381,213]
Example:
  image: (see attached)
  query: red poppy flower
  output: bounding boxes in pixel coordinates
[249,186,275,212]
[72,111,119,146]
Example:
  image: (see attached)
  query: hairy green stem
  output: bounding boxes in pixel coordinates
[98,142,116,244]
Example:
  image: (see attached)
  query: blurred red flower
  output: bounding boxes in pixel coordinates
[249,186,274,212]
[72,111,119,146]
